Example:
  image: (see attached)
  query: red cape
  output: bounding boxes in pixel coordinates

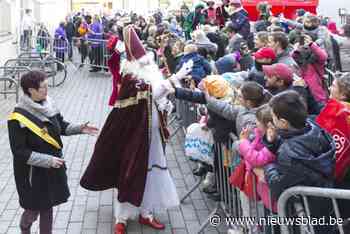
[108,51,121,106]
[80,74,151,206]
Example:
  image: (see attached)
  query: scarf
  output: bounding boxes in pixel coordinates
[16,95,59,122]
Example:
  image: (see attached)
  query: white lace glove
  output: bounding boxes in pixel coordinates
[157,97,174,113]
[174,60,193,80]
[115,40,125,53]
[153,79,175,101]
[169,60,194,87]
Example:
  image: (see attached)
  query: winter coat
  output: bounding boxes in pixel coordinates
[276,50,299,70]
[263,120,335,233]
[334,35,350,72]
[206,32,228,59]
[204,7,217,24]
[88,22,103,48]
[246,68,265,87]
[216,5,229,28]
[206,96,258,135]
[174,88,236,143]
[239,128,277,211]
[54,26,67,52]
[263,120,335,199]
[229,8,250,40]
[227,34,245,54]
[65,22,75,41]
[36,28,50,51]
[8,96,82,210]
[184,12,206,39]
[176,52,211,85]
[294,42,328,103]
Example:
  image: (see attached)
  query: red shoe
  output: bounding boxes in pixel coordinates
[114,223,126,234]
[139,215,165,230]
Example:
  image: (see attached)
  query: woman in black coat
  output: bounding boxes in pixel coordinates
[8,71,98,234]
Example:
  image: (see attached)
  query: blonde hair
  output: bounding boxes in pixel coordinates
[184,44,198,55]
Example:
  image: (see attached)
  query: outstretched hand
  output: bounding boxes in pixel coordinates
[175,60,193,80]
[81,122,99,136]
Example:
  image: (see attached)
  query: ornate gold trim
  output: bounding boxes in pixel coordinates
[114,91,149,108]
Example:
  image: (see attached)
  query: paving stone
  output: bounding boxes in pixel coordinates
[59,200,74,212]
[174,178,186,188]
[80,229,96,234]
[180,204,198,221]
[52,229,67,234]
[96,222,112,234]
[70,205,86,222]
[192,199,209,210]
[53,211,71,229]
[172,228,188,234]
[98,206,113,223]
[0,221,10,233]
[126,221,142,233]
[66,221,82,234]
[169,210,186,229]
[83,212,98,229]
[185,220,201,234]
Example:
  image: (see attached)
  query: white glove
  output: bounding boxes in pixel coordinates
[174,60,193,80]
[115,40,125,53]
[157,97,174,113]
[153,80,175,101]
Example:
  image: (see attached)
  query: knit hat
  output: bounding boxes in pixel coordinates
[215,54,238,74]
[194,1,206,9]
[254,47,276,61]
[262,63,294,85]
[202,75,232,98]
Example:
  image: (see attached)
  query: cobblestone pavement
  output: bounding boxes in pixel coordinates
[0,64,229,234]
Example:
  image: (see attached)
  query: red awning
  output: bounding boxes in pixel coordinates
[241,0,319,21]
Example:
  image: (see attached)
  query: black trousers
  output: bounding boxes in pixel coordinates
[91,46,103,69]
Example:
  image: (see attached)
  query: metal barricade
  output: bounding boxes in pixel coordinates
[169,99,198,139]
[167,98,208,203]
[72,37,110,70]
[197,134,272,234]
[277,186,350,234]
[0,66,31,102]
[5,56,67,88]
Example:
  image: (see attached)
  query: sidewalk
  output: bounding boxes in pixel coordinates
[0,64,228,234]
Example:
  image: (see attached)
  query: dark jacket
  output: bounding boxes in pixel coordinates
[8,107,79,210]
[230,9,250,40]
[263,120,335,233]
[206,32,228,60]
[175,88,235,142]
[65,22,75,41]
[264,120,335,199]
[176,52,211,85]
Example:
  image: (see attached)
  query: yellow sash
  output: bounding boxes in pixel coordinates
[8,112,62,150]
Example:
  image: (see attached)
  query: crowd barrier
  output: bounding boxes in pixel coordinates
[278,186,350,234]
[71,37,110,70]
[170,97,350,234]
[0,66,31,102]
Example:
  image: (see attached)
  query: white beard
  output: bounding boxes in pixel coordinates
[120,55,173,113]
[121,54,164,88]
